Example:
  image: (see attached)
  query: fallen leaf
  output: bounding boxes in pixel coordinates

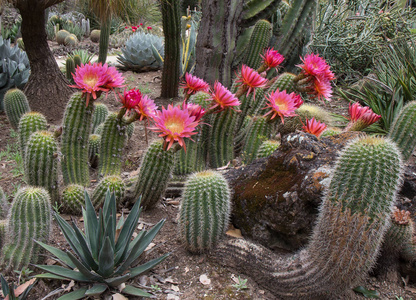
[171,284,180,292]
[184,267,190,273]
[45,258,57,265]
[12,278,37,297]
[165,277,179,284]
[137,223,144,230]
[199,274,211,285]
[166,294,180,300]
[63,280,75,292]
[226,227,243,238]
[112,293,128,300]
[231,274,239,284]
[118,283,126,292]
[145,242,155,251]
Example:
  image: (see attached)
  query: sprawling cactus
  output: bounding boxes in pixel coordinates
[178,170,231,252]
[0,186,9,219]
[18,112,48,159]
[91,175,125,208]
[215,136,403,298]
[24,131,59,203]
[60,184,85,215]
[117,31,164,71]
[4,88,30,129]
[92,102,109,133]
[88,134,100,168]
[1,187,52,272]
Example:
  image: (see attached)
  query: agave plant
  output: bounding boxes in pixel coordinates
[35,191,168,299]
[0,275,36,300]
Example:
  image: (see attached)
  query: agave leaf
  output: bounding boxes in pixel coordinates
[115,231,145,267]
[0,274,10,297]
[122,285,152,297]
[57,287,88,300]
[34,240,77,269]
[34,265,92,282]
[85,283,107,296]
[35,273,69,280]
[71,222,99,271]
[104,273,131,288]
[83,191,98,259]
[66,251,103,282]
[98,236,115,278]
[115,197,142,253]
[129,253,170,278]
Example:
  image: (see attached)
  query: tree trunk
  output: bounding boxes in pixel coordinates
[18,3,73,123]
[194,0,244,88]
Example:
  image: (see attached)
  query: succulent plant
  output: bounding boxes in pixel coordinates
[35,191,168,298]
[65,57,75,82]
[90,29,100,43]
[92,102,109,133]
[91,175,126,208]
[241,116,274,164]
[117,31,164,72]
[242,19,272,70]
[0,220,7,249]
[3,88,30,130]
[88,134,100,168]
[0,274,37,300]
[61,184,86,215]
[256,139,280,159]
[0,186,8,219]
[64,34,78,46]
[18,112,48,160]
[56,29,71,45]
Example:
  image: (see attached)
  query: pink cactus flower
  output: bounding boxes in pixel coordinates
[236,65,268,97]
[263,89,300,123]
[209,81,241,112]
[134,94,158,121]
[181,73,210,96]
[150,104,199,151]
[147,26,152,31]
[102,64,125,90]
[119,88,142,115]
[261,48,285,70]
[183,103,205,123]
[298,53,335,82]
[302,117,327,137]
[345,102,381,131]
[310,78,333,101]
[140,23,143,26]
[291,92,304,109]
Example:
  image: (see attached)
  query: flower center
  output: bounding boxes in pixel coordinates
[166,119,184,134]
[84,73,99,87]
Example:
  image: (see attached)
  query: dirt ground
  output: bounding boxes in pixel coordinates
[2,40,416,299]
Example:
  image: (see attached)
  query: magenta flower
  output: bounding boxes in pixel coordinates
[309,78,333,101]
[261,48,284,70]
[209,81,240,112]
[298,53,335,81]
[150,104,199,151]
[236,65,268,97]
[147,26,152,31]
[302,117,327,137]
[181,73,210,96]
[134,94,158,121]
[119,88,142,115]
[345,102,381,131]
[102,64,125,90]
[183,103,205,123]
[263,89,300,123]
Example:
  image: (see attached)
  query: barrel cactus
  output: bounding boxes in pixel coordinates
[56,29,71,45]
[18,112,48,159]
[90,29,100,43]
[117,31,165,71]
[91,175,126,208]
[61,184,86,215]
[92,102,109,133]
[3,88,30,130]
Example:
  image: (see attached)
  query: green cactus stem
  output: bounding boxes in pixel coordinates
[4,88,31,130]
[18,112,48,159]
[0,186,9,219]
[91,175,126,208]
[0,220,6,249]
[73,54,82,68]
[98,113,128,177]
[178,170,231,252]
[60,184,86,215]
[61,92,95,186]
[130,139,175,210]
[241,116,274,164]
[88,134,101,168]
[1,187,52,272]
[242,19,272,70]
[127,122,135,139]
[24,130,59,203]
[98,21,111,63]
[92,102,109,133]
[66,57,75,82]
[256,139,280,159]
[215,136,403,298]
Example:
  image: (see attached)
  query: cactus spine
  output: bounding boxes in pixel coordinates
[1,187,52,272]
[88,134,100,168]
[242,116,274,164]
[215,136,403,298]
[178,170,231,252]
[91,175,126,208]
[60,184,85,215]
[243,19,272,70]
[98,113,128,177]
[18,112,48,159]
[4,88,31,130]
[61,92,94,186]
[92,102,109,133]
[388,101,416,161]
[131,140,175,209]
[0,186,8,219]
[256,139,280,159]
[24,131,59,203]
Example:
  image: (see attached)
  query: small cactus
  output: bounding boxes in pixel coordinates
[73,54,82,68]
[64,34,78,46]
[91,175,126,208]
[4,88,31,130]
[241,116,274,164]
[56,29,70,45]
[66,57,75,82]
[61,184,86,215]
[256,139,280,159]
[16,37,24,50]
[1,187,52,272]
[92,102,109,133]
[18,112,48,159]
[178,170,231,252]
[127,122,135,139]
[90,29,100,43]
[0,186,9,218]
[88,134,100,168]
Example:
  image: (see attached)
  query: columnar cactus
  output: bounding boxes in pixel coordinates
[18,112,48,159]
[241,116,274,164]
[388,101,416,161]
[256,139,280,159]
[178,170,231,252]
[92,102,109,133]
[60,184,85,215]
[1,187,52,272]
[215,136,403,298]
[0,186,8,218]
[88,134,100,168]
[131,140,175,209]
[98,113,128,177]
[126,122,135,139]
[0,220,6,249]
[91,175,126,208]
[243,19,272,70]
[61,92,94,186]
[66,57,75,82]
[4,88,31,130]
[24,131,59,203]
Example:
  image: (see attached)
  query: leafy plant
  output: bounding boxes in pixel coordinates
[35,191,168,299]
[0,275,36,300]
[232,275,248,291]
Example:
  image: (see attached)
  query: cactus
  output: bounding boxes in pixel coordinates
[242,0,285,28]
[1,187,52,272]
[91,175,126,208]
[92,101,109,133]
[60,184,85,215]
[0,186,9,219]
[56,29,70,45]
[61,92,94,186]
[16,37,25,50]
[256,139,280,158]
[241,116,274,164]
[64,34,78,46]
[98,113,128,177]
[24,130,59,203]
[18,112,48,159]
[130,140,175,209]
[242,19,272,70]
[65,57,75,82]
[98,21,111,63]
[73,54,82,68]
[88,134,100,168]
[0,220,6,249]
[215,136,403,298]
[127,122,135,139]
[90,29,100,43]
[95,123,104,135]
[4,88,30,130]
[178,170,231,252]
[388,101,416,161]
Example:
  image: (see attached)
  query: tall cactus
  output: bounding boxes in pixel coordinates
[88,134,100,168]
[178,170,231,252]
[241,116,274,164]
[0,186,9,219]
[91,175,125,208]
[388,101,416,161]
[130,140,175,209]
[242,19,272,70]
[92,102,109,133]
[66,57,75,82]
[1,187,52,272]
[98,113,128,177]
[18,112,48,159]
[60,184,86,215]
[215,136,403,298]
[4,88,31,130]
[24,131,59,203]
[98,21,111,63]
[0,220,6,249]
[61,92,94,186]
